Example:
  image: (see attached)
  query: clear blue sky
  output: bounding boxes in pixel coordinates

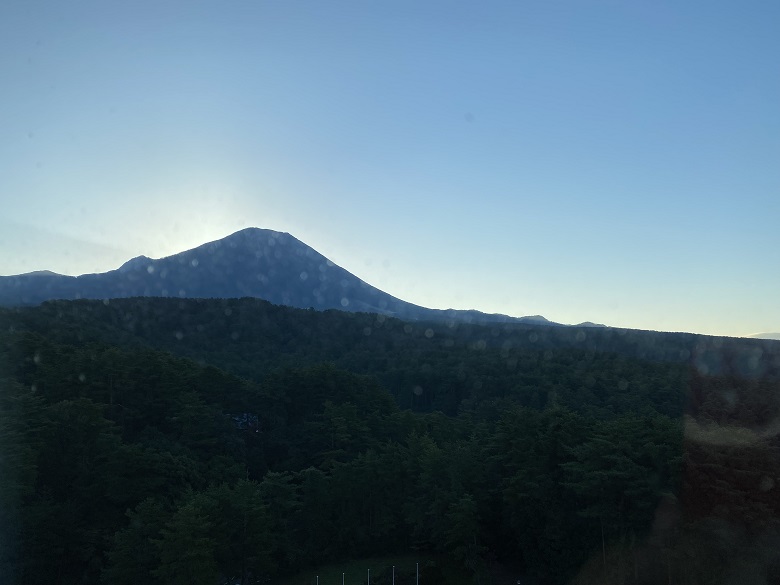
[1,0,778,337]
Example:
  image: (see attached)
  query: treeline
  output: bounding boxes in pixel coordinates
[1,298,779,584]
[1,298,692,417]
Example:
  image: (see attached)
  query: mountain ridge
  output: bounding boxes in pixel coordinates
[750,332,780,341]
[0,227,556,326]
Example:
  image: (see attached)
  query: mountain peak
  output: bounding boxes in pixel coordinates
[224,227,289,243]
[18,270,62,277]
[0,228,559,327]
[118,255,153,273]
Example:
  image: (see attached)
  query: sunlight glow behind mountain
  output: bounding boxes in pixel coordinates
[1,0,778,338]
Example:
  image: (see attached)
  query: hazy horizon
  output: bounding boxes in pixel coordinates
[2,224,777,339]
[2,1,778,338]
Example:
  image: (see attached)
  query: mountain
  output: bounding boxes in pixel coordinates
[0,227,553,325]
[750,332,780,341]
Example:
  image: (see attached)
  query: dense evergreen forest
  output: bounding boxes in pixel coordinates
[1,298,779,585]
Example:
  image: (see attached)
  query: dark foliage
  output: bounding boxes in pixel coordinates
[1,298,778,584]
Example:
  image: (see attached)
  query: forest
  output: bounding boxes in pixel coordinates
[1,297,780,585]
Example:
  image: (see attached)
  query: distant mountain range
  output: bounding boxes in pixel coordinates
[750,332,780,341]
[0,227,579,326]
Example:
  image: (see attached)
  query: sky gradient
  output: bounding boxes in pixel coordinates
[1,0,778,337]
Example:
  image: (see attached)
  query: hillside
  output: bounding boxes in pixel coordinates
[2,298,779,585]
[0,228,551,326]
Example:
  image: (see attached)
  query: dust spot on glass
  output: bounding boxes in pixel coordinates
[413,385,423,396]
[231,331,240,340]
[31,384,37,393]
[575,331,586,342]
[146,265,155,274]
[544,350,553,360]
[174,331,184,340]
[404,324,413,334]
[33,352,41,364]
[78,373,86,382]
[760,476,775,492]
[191,258,199,267]
[300,272,308,281]
[363,327,372,336]
[103,299,110,306]
[340,298,349,307]
[224,308,233,316]
[528,332,538,342]
[178,289,186,297]
[425,328,434,338]
[618,379,629,391]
